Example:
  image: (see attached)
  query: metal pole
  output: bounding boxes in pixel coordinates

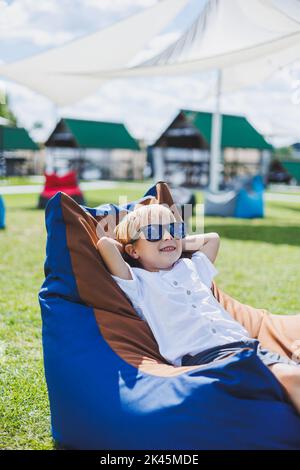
[52,103,58,174]
[209,68,222,192]
[153,146,165,182]
[0,125,6,177]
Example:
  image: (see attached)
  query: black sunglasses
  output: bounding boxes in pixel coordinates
[128,222,186,243]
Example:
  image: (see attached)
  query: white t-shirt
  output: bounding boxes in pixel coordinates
[111,252,250,367]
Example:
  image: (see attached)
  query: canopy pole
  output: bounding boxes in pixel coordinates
[0,89,7,177]
[51,103,59,174]
[209,68,222,192]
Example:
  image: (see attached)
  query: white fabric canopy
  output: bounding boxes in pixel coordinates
[0,0,189,106]
[1,0,300,103]
[93,0,300,93]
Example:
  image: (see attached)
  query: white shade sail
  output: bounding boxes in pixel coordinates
[1,0,300,103]
[88,0,300,93]
[1,0,300,104]
[0,0,189,106]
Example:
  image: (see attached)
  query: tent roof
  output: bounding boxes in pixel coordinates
[154,109,273,150]
[46,118,140,150]
[183,109,273,150]
[282,160,300,183]
[0,125,39,151]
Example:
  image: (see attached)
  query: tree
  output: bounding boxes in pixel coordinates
[0,91,18,126]
[273,146,293,161]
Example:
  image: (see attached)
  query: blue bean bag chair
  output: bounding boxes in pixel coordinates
[234,187,264,219]
[0,195,5,229]
[234,175,265,219]
[39,181,300,450]
[204,174,265,219]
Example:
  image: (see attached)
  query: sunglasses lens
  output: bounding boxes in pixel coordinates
[141,225,160,241]
[171,222,186,239]
[137,223,186,242]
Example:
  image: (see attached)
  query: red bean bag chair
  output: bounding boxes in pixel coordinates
[38,171,85,209]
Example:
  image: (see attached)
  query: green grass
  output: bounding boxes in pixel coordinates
[204,200,300,312]
[0,176,43,186]
[266,189,300,196]
[0,186,300,449]
[0,176,153,187]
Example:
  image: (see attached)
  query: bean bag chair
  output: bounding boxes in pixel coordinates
[39,181,300,450]
[0,195,5,229]
[38,171,85,209]
[204,189,237,217]
[234,187,264,219]
[234,174,264,219]
[205,174,265,219]
[251,174,265,192]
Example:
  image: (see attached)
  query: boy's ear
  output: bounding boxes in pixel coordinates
[124,243,139,259]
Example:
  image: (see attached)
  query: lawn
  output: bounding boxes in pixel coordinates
[1,185,300,449]
[266,190,300,196]
[0,176,43,186]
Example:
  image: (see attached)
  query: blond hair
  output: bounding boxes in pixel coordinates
[114,203,176,245]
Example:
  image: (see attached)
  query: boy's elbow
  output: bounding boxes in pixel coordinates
[207,232,220,246]
[214,233,221,249]
[212,233,220,246]
[97,236,110,250]
[211,232,220,240]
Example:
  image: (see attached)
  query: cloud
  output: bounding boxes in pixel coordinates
[85,0,157,10]
[0,0,160,52]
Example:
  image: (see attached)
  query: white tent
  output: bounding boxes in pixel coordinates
[4,0,300,102]
[95,0,300,91]
[0,0,189,106]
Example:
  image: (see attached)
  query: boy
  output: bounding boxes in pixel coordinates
[97,203,300,414]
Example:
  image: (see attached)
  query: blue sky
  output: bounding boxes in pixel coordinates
[0,0,300,146]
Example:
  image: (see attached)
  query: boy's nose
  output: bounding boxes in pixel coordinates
[162,229,172,240]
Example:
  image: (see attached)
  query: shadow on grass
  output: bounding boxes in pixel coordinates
[202,224,300,247]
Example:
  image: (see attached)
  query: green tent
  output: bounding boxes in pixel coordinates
[0,125,39,151]
[46,118,140,151]
[282,161,300,184]
[182,110,272,150]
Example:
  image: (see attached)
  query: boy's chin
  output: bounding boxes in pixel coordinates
[159,253,180,266]
[159,249,180,258]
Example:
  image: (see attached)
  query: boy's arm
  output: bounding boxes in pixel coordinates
[182,232,220,263]
[97,236,132,280]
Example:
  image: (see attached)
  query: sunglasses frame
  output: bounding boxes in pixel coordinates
[128,222,186,244]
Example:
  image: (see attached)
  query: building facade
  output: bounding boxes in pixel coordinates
[45,118,145,180]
